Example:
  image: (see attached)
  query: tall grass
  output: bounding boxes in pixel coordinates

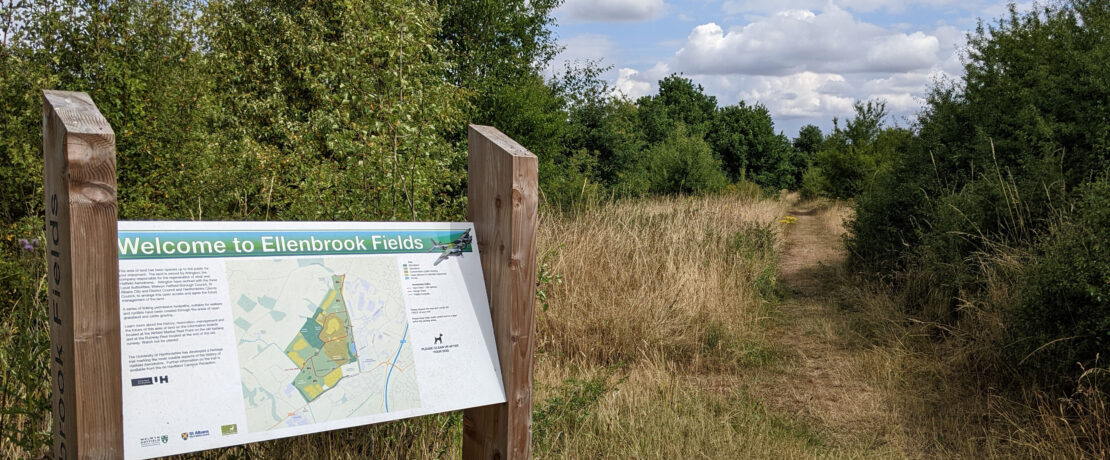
[535,193,787,372]
[529,192,858,457]
[830,258,1110,458]
[0,230,52,458]
[532,359,838,458]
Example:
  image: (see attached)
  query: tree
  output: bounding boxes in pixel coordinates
[707,102,798,189]
[810,100,903,198]
[637,74,717,143]
[204,0,468,220]
[0,0,218,221]
[433,0,562,150]
[791,124,823,184]
[962,1,1110,187]
[435,0,559,93]
[844,99,887,146]
[553,62,645,187]
[793,124,823,155]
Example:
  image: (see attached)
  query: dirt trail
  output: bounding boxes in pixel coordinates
[750,199,900,454]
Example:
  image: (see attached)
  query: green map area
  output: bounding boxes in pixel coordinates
[284,274,359,402]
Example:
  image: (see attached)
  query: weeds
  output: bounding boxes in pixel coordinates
[532,366,623,455]
[0,223,51,458]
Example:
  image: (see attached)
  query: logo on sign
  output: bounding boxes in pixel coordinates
[139,435,169,448]
[181,429,210,441]
[131,375,169,387]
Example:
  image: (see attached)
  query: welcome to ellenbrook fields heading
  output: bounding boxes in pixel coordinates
[117,229,471,259]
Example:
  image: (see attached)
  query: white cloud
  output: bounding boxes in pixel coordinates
[675,7,942,76]
[614,63,671,99]
[561,2,1003,132]
[861,72,931,95]
[723,0,985,15]
[560,0,666,22]
[860,72,935,111]
[739,72,856,118]
[866,32,940,72]
[722,0,823,15]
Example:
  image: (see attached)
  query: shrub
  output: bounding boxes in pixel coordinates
[811,147,872,198]
[643,126,728,195]
[799,166,826,199]
[844,154,929,273]
[1009,180,1110,385]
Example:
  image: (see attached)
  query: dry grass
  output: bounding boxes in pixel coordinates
[529,193,1110,459]
[817,199,851,237]
[827,253,1110,459]
[528,192,863,458]
[535,194,789,372]
[532,358,844,459]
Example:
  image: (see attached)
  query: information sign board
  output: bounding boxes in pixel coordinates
[116,221,504,459]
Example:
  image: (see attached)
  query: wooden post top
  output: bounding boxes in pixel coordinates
[468,125,537,159]
[44,90,114,136]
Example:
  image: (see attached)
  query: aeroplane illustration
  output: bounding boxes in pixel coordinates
[431,228,473,265]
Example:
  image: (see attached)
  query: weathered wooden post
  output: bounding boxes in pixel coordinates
[462,125,539,459]
[42,90,124,458]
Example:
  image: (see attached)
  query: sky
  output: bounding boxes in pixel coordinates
[549,0,1034,137]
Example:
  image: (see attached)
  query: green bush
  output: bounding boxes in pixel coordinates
[805,101,909,199]
[798,166,823,199]
[845,161,927,273]
[0,217,51,454]
[0,1,474,457]
[643,126,728,195]
[811,147,872,199]
[1010,180,1110,384]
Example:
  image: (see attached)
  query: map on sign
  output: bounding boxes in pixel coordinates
[227,257,419,432]
[286,274,358,403]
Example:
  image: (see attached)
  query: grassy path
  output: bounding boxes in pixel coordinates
[748,199,906,456]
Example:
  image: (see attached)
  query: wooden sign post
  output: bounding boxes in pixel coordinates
[43,90,125,458]
[42,92,538,459]
[463,126,539,460]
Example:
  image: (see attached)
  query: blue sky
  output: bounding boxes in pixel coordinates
[549,0,1034,137]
